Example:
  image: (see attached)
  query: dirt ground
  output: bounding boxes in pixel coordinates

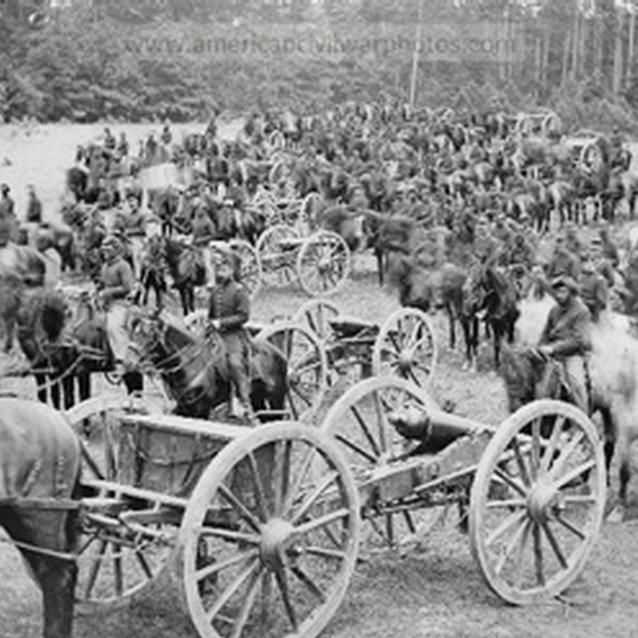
[1,123,638,638]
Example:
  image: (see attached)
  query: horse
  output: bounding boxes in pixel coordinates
[0,398,82,638]
[162,238,207,315]
[501,303,638,516]
[462,264,520,370]
[128,311,288,420]
[16,289,142,412]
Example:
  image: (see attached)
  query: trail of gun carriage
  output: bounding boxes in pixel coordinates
[5,4,638,638]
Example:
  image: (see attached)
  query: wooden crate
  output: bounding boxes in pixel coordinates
[118,414,248,497]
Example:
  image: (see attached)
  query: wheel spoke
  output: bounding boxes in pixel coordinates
[549,431,585,481]
[540,415,565,474]
[554,513,586,540]
[84,539,108,599]
[290,563,326,602]
[486,509,527,547]
[198,527,260,545]
[283,446,317,515]
[495,516,530,576]
[530,419,541,480]
[511,437,531,487]
[553,460,596,490]
[350,405,381,457]
[196,549,260,582]
[335,433,378,464]
[511,519,532,588]
[274,564,298,631]
[230,563,263,638]
[294,508,350,536]
[247,452,271,521]
[219,484,262,532]
[493,467,527,497]
[274,440,292,517]
[486,498,526,509]
[113,543,123,597]
[532,522,545,586]
[205,558,260,624]
[291,470,339,524]
[135,548,154,580]
[540,521,568,569]
[303,546,346,560]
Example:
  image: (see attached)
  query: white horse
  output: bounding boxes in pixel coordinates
[516,292,638,520]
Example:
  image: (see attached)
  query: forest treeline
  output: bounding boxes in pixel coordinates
[1,0,638,131]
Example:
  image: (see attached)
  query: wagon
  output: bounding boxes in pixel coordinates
[292,299,438,389]
[514,110,563,139]
[61,374,606,638]
[254,225,350,297]
[563,134,607,172]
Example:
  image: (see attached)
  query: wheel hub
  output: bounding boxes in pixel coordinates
[260,518,294,569]
[526,478,560,523]
[317,257,331,273]
[398,349,413,372]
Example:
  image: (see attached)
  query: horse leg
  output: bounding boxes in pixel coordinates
[50,376,61,410]
[461,316,472,370]
[62,373,75,410]
[4,317,15,352]
[35,372,48,404]
[375,247,384,287]
[447,306,456,349]
[33,554,77,638]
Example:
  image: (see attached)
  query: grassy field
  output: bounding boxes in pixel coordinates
[0,122,638,638]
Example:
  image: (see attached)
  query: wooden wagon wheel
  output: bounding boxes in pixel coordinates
[582,141,603,172]
[66,397,177,610]
[372,308,437,389]
[296,231,351,298]
[256,322,328,423]
[292,299,340,344]
[209,239,263,300]
[322,377,456,550]
[176,421,360,638]
[470,400,606,605]
[256,224,300,288]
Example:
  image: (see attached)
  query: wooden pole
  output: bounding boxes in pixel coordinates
[409,0,423,110]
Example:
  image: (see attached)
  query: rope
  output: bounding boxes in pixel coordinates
[0,534,78,563]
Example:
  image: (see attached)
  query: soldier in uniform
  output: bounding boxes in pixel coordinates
[536,274,592,413]
[104,128,116,152]
[98,235,135,378]
[207,247,258,426]
[25,185,42,224]
[579,249,608,323]
[545,233,580,281]
[0,183,15,217]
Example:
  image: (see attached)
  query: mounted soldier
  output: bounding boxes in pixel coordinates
[97,235,135,378]
[533,274,592,413]
[207,246,258,426]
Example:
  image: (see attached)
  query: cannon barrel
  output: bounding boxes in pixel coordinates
[388,405,496,455]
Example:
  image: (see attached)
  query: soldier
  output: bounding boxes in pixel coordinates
[536,274,592,413]
[97,235,135,378]
[160,123,172,146]
[579,249,608,323]
[207,247,258,426]
[117,132,129,157]
[598,227,619,268]
[0,183,15,217]
[25,185,42,224]
[545,233,580,281]
[104,127,116,152]
[590,237,616,288]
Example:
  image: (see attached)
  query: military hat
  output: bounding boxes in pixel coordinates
[551,274,579,292]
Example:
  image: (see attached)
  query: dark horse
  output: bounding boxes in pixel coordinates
[163,239,207,315]
[0,398,82,638]
[16,289,142,411]
[129,311,287,419]
[462,264,520,370]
